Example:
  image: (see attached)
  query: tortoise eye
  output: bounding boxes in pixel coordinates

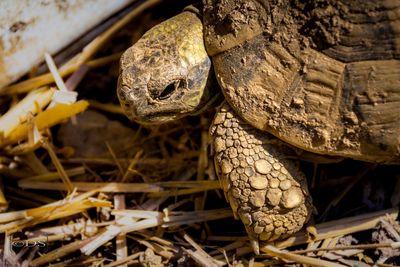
[158,79,186,100]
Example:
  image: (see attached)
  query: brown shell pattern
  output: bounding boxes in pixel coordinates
[204,0,400,163]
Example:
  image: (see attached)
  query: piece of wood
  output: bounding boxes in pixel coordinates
[0,0,135,89]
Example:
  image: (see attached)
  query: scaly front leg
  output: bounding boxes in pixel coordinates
[210,103,313,254]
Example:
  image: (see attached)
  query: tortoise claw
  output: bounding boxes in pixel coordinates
[250,239,260,255]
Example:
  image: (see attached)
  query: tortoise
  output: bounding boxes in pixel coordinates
[117,0,400,253]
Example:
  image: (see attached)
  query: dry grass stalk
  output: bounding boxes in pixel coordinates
[3,141,42,155]
[21,233,67,244]
[155,180,220,188]
[317,237,335,257]
[21,152,49,174]
[79,208,232,256]
[273,208,399,249]
[120,149,143,182]
[0,190,110,232]
[129,236,174,259]
[0,88,54,138]
[3,232,18,266]
[0,185,8,211]
[146,180,220,198]
[207,236,248,242]
[18,181,162,192]
[6,187,55,205]
[294,243,394,254]
[21,166,85,181]
[0,164,36,179]
[114,194,128,267]
[80,225,122,255]
[113,208,232,229]
[17,180,221,195]
[27,220,105,237]
[209,240,246,257]
[183,248,222,267]
[183,233,225,267]
[195,117,210,211]
[113,209,159,219]
[0,197,111,234]
[44,52,79,108]
[44,53,69,92]
[65,65,90,91]
[380,218,400,242]
[106,142,125,177]
[30,236,96,267]
[262,245,346,267]
[40,256,105,267]
[60,151,199,166]
[89,100,124,115]
[148,186,221,198]
[1,53,121,96]
[103,252,141,267]
[133,233,177,250]
[0,101,89,148]
[43,141,74,193]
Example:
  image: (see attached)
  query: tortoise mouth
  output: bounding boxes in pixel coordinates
[123,98,192,124]
[118,77,186,123]
[118,80,221,124]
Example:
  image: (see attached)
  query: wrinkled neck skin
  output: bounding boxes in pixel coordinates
[117,10,220,124]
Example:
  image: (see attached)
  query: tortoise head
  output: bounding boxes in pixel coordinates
[117,11,216,124]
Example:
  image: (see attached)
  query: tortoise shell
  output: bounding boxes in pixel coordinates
[203,0,400,163]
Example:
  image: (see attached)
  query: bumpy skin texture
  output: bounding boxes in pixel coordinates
[118,12,215,123]
[211,103,313,250]
[204,0,400,163]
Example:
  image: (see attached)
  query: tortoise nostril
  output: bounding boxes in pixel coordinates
[158,79,186,100]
